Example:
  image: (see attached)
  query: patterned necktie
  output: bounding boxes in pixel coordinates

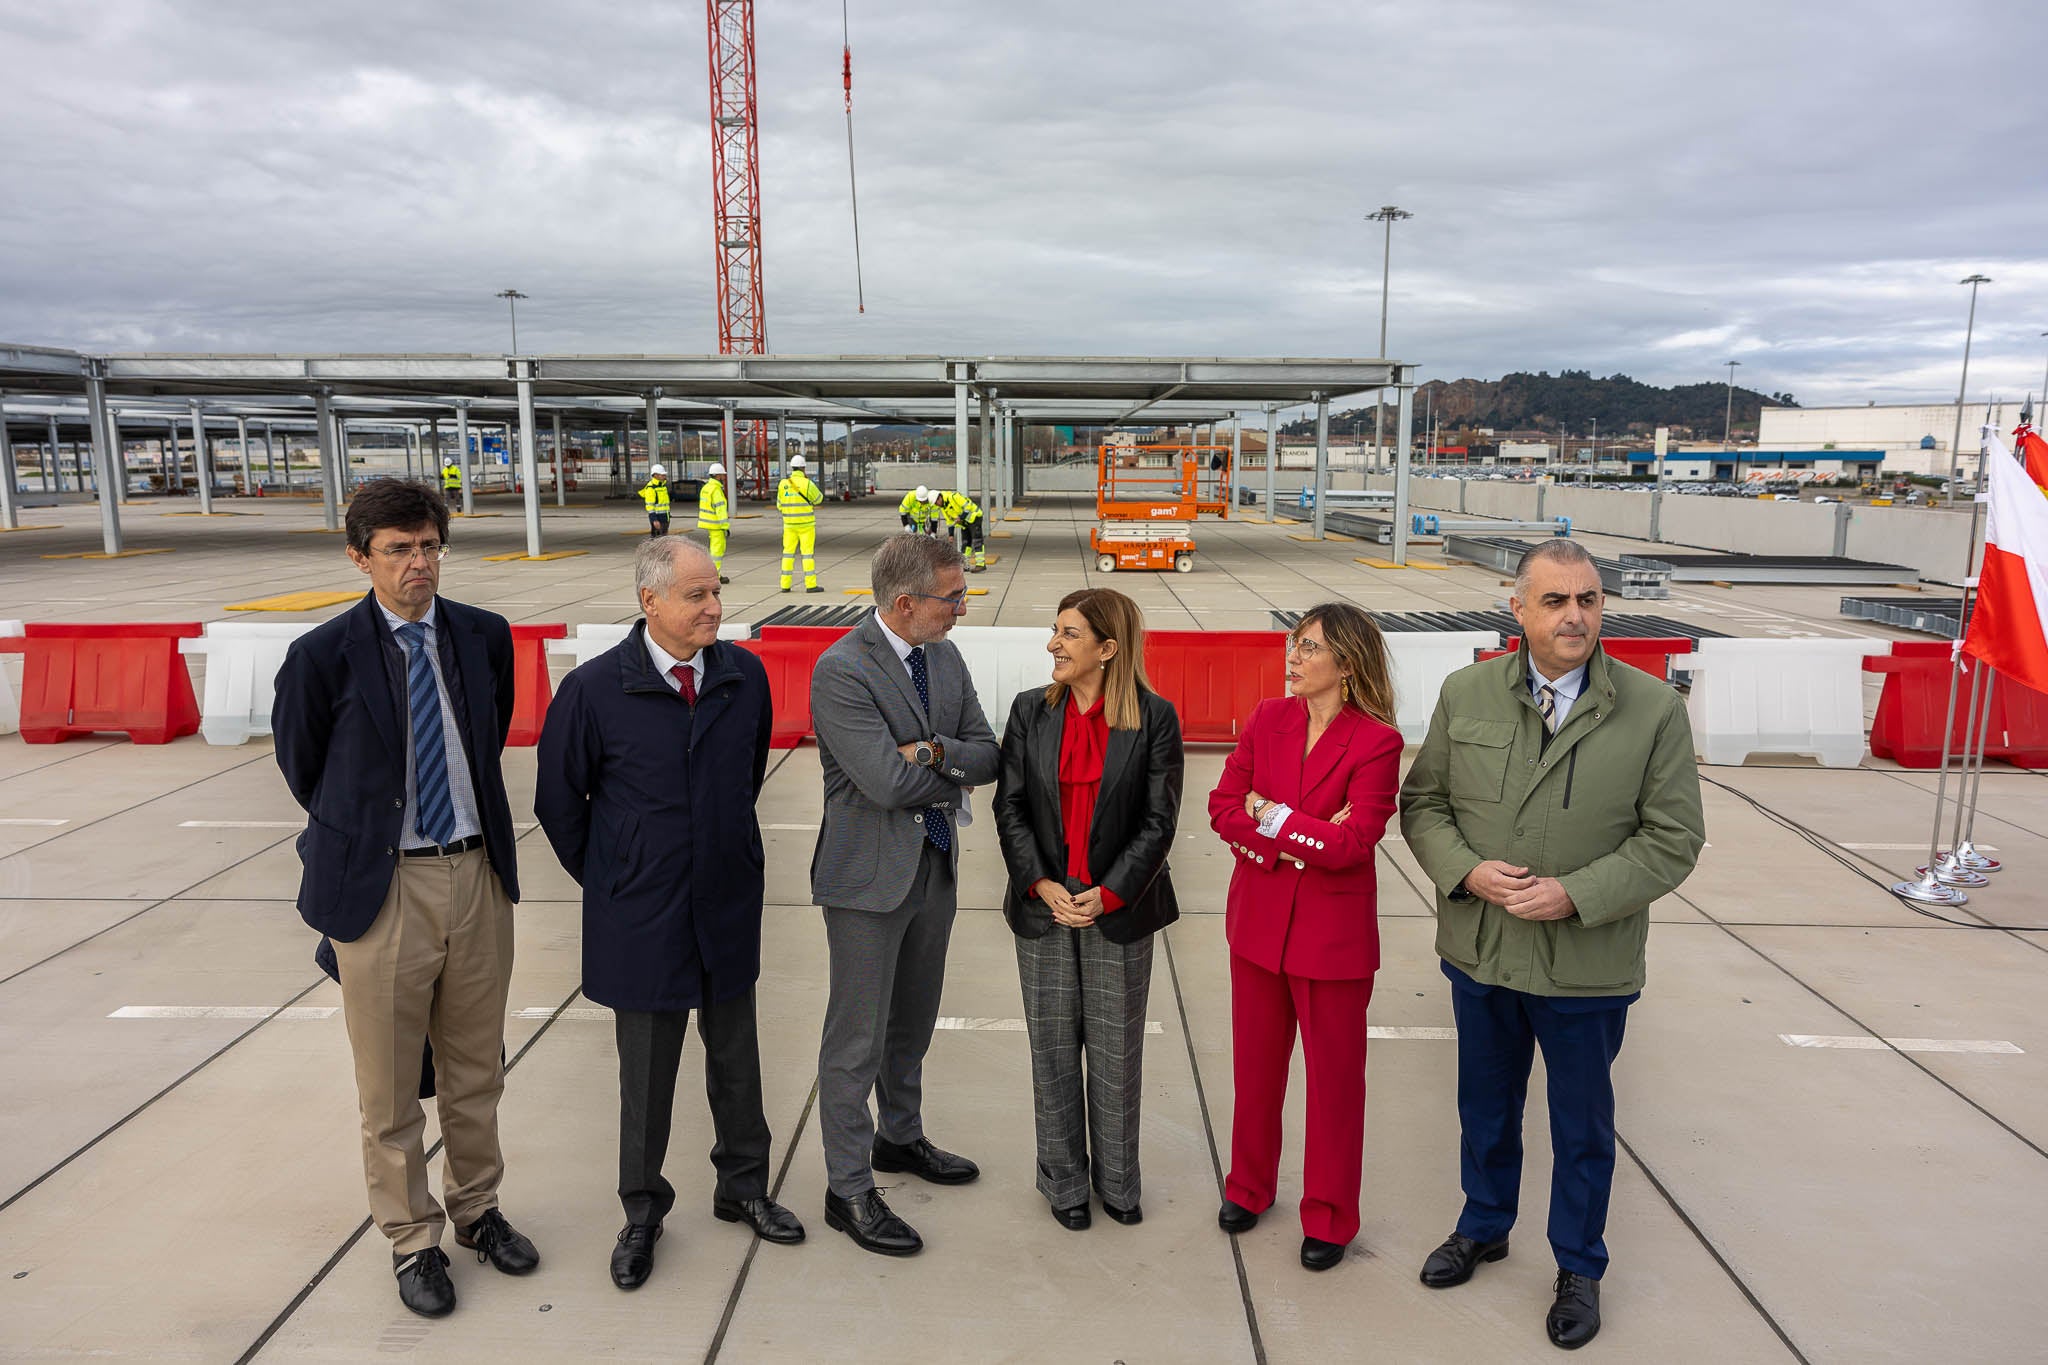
[906,646,953,853]
[396,622,458,845]
[1537,682,1559,734]
[669,662,697,705]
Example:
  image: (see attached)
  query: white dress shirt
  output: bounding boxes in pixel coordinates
[643,628,706,695]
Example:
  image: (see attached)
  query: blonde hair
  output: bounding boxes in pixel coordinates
[1042,587,1150,730]
[1293,602,1396,727]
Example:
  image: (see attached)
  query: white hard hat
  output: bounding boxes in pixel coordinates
[789,454,806,468]
[650,464,667,477]
[709,463,725,477]
[922,487,941,502]
[914,485,930,499]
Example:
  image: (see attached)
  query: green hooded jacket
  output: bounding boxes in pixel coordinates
[1398,642,1706,996]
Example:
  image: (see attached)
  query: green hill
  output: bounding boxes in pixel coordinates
[1286,371,1797,440]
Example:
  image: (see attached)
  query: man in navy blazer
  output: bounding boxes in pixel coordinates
[535,537,805,1291]
[272,479,537,1320]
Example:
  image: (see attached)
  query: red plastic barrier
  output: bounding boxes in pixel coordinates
[758,626,853,646]
[1500,636,1690,682]
[1144,630,1286,742]
[1865,642,2048,768]
[0,623,202,744]
[734,636,829,748]
[506,623,569,747]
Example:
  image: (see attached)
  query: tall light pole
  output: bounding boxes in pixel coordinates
[1947,275,1990,507]
[1367,206,1412,476]
[496,289,528,354]
[1722,359,1742,468]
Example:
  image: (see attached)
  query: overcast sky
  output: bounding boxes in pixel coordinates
[3,0,2045,411]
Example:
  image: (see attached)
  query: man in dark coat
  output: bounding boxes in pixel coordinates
[272,478,537,1320]
[534,536,804,1291]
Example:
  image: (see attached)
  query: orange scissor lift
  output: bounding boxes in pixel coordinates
[1090,443,1233,573]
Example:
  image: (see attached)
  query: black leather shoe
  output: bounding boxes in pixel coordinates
[1301,1236,1348,1272]
[1101,1202,1142,1226]
[1217,1199,1259,1234]
[714,1195,806,1245]
[610,1223,661,1290]
[1051,1203,1091,1231]
[1547,1271,1601,1350]
[824,1189,922,1256]
[394,1246,455,1318]
[871,1135,980,1185]
[805,586,825,594]
[1420,1231,1510,1288]
[455,1208,539,1275]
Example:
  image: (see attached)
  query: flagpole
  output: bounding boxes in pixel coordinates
[1921,658,1990,888]
[1950,666,2002,872]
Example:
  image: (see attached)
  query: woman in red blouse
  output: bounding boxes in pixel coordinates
[1208,601,1402,1272]
[994,588,1184,1231]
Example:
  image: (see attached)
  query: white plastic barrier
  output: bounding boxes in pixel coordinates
[1385,631,1500,742]
[179,621,317,745]
[0,619,22,735]
[949,626,1054,738]
[1669,637,1887,768]
[550,621,753,672]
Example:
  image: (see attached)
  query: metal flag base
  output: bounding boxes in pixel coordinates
[1915,857,1989,888]
[1942,841,2001,873]
[1894,870,1970,905]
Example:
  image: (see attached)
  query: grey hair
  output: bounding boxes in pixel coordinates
[635,535,714,597]
[871,532,963,607]
[1514,539,1598,597]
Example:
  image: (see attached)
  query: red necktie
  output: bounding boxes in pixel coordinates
[669,662,697,704]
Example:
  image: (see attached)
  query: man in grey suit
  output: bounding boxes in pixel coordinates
[810,533,1002,1256]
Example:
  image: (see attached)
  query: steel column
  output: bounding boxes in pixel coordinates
[954,379,970,494]
[1391,382,1415,566]
[517,363,543,557]
[264,421,277,488]
[0,395,19,530]
[978,391,993,515]
[85,365,123,553]
[455,402,475,516]
[233,416,249,495]
[721,403,739,513]
[314,390,339,531]
[1311,394,1330,541]
[645,393,662,486]
[1230,416,1242,511]
[1264,405,1278,520]
[552,412,566,506]
[46,415,60,493]
[190,401,214,515]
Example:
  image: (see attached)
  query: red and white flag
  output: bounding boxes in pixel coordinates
[2017,417,2048,493]
[1962,426,2048,695]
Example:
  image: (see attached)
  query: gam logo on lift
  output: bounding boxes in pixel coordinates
[1148,506,1178,517]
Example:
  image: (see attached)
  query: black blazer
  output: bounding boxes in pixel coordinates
[994,686,1183,945]
[272,591,520,941]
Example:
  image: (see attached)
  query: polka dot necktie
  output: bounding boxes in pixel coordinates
[906,647,953,853]
[669,662,697,705]
[1537,683,1558,734]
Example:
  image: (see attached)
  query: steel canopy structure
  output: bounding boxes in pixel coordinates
[0,346,1417,558]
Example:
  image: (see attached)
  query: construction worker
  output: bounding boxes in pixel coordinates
[776,454,824,592]
[899,485,933,532]
[934,488,988,571]
[699,463,731,583]
[639,464,672,538]
[440,459,462,504]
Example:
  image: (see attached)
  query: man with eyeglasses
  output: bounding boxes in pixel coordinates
[273,479,537,1320]
[808,534,1000,1256]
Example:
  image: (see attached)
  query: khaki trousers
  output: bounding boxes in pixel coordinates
[331,846,514,1255]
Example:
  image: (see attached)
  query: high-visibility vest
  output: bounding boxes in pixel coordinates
[898,490,926,522]
[939,491,982,526]
[639,479,670,515]
[777,472,822,525]
[698,478,729,530]
[441,463,461,491]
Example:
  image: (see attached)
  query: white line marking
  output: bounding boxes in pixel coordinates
[763,823,820,831]
[1780,1034,2023,1054]
[1369,1026,1458,1040]
[110,1005,338,1020]
[935,1016,1165,1035]
[1840,842,1999,852]
[514,1006,611,1021]
[179,820,302,829]
[0,817,69,826]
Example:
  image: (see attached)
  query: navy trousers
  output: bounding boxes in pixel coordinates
[1444,961,1634,1280]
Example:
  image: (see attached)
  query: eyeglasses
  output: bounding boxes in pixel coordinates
[910,591,969,607]
[371,542,449,562]
[1287,637,1325,660]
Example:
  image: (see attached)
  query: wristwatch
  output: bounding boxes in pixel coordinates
[913,738,945,768]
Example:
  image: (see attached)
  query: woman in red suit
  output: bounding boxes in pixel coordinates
[1208,601,1402,1272]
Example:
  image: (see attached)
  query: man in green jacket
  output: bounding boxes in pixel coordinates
[1399,539,1704,1352]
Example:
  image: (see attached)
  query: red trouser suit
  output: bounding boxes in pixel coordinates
[1208,697,1404,1245]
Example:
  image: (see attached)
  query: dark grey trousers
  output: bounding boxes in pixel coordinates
[615,988,772,1227]
[1014,924,1154,1211]
[817,843,957,1198]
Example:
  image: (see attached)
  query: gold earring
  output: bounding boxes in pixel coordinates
[1341,677,1351,703]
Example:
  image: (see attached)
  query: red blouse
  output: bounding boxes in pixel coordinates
[1057,694,1123,913]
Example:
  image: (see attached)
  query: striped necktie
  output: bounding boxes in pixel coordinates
[1536,682,1559,734]
[397,622,458,845]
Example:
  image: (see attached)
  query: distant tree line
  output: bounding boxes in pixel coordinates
[1285,371,1797,441]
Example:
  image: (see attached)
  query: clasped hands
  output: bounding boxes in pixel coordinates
[1243,790,1350,867]
[1463,860,1576,921]
[1034,878,1108,928]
